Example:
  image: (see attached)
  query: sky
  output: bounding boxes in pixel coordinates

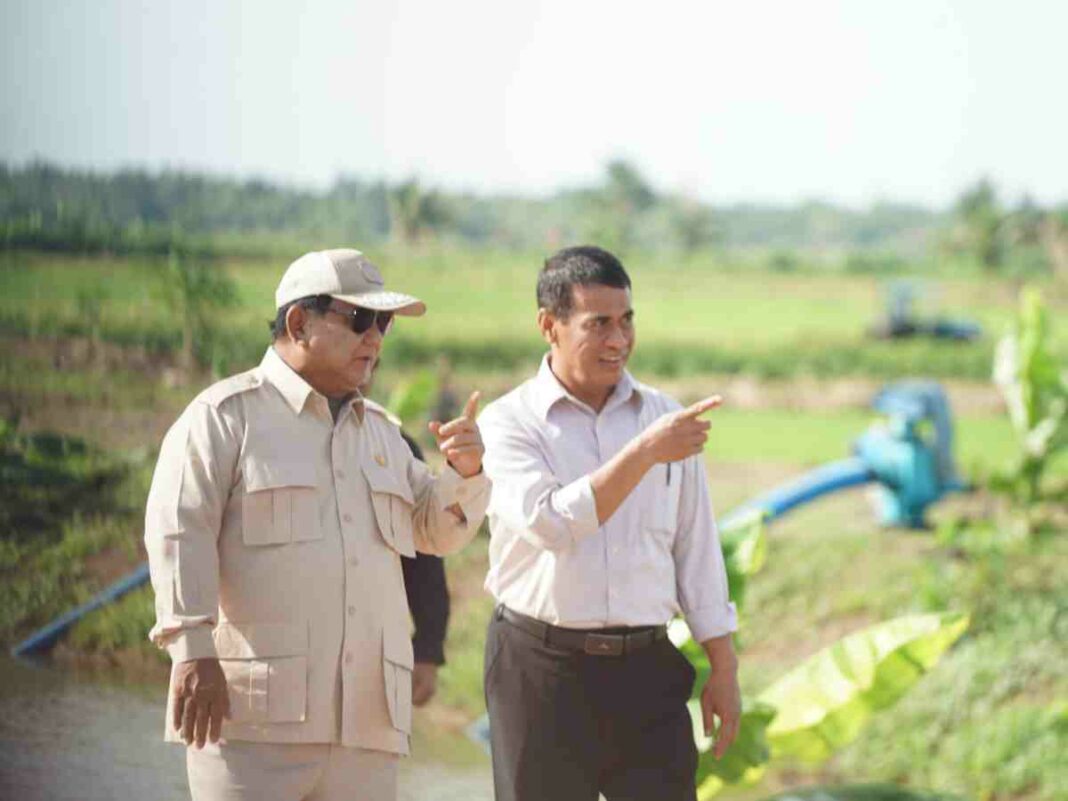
[1,0,1066,208]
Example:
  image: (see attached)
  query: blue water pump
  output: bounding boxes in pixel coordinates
[853,380,966,528]
[722,380,965,532]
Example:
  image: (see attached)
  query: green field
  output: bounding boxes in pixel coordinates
[3,249,1065,379]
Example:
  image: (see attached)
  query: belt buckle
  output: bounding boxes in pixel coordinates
[584,633,624,656]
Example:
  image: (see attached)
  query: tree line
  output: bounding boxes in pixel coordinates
[2,160,1066,276]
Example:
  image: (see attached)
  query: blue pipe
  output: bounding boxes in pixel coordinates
[11,562,151,658]
[720,457,875,529]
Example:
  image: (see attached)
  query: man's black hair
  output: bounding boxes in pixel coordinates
[269,295,334,340]
[536,246,631,320]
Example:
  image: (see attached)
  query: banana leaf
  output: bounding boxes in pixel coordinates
[758,612,970,762]
[689,698,776,799]
[720,508,769,609]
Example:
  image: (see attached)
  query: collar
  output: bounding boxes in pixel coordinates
[529,354,642,420]
[260,347,365,423]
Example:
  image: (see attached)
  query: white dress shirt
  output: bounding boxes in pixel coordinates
[478,356,737,643]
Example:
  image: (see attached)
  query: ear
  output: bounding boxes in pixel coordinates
[536,308,557,346]
[285,304,309,345]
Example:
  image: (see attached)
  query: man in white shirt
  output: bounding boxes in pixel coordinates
[478,246,740,801]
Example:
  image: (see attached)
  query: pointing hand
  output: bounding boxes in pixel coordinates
[639,395,722,464]
[428,391,484,478]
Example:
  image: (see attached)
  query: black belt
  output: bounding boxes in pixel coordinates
[498,605,667,657]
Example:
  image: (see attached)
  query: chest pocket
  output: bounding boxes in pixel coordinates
[364,461,416,557]
[637,402,683,537]
[241,458,321,546]
[645,461,683,536]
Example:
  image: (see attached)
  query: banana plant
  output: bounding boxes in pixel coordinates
[674,612,970,798]
[992,286,1067,513]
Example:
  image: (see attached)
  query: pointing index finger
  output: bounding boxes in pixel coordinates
[462,391,481,421]
[682,395,723,419]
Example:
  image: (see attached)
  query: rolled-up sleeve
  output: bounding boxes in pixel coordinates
[479,411,600,553]
[144,401,238,662]
[673,453,738,642]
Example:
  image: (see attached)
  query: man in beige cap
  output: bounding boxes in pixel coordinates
[144,248,490,801]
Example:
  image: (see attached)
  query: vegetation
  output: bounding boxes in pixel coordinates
[160,247,239,373]
[761,787,966,801]
[992,288,1068,519]
[0,420,149,648]
[5,162,1067,277]
[2,250,1064,385]
[676,509,970,798]
[1,165,1065,798]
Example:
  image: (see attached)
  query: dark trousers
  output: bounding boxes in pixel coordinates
[484,607,698,801]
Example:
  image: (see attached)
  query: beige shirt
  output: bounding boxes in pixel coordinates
[478,356,736,642]
[145,347,489,754]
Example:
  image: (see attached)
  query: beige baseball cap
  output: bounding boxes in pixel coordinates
[274,248,426,316]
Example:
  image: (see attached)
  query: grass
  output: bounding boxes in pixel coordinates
[3,250,1065,380]
[705,407,1027,468]
[830,533,1067,800]
[0,423,150,647]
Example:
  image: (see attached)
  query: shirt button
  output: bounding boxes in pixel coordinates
[335,469,345,479]
[348,557,359,567]
[347,606,356,616]
[343,513,352,523]
[344,652,354,664]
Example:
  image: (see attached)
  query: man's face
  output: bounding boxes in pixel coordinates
[545,283,635,402]
[300,300,385,397]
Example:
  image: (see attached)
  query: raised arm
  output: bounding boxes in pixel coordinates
[591,395,723,523]
[479,395,723,553]
[407,391,491,555]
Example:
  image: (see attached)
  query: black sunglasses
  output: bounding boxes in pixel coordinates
[329,303,394,335]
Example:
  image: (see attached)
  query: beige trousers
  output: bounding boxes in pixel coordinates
[186,740,398,801]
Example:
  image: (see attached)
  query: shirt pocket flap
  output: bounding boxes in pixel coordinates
[213,621,308,659]
[363,462,415,505]
[243,458,317,492]
[365,463,417,557]
[241,459,320,545]
[383,625,414,670]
